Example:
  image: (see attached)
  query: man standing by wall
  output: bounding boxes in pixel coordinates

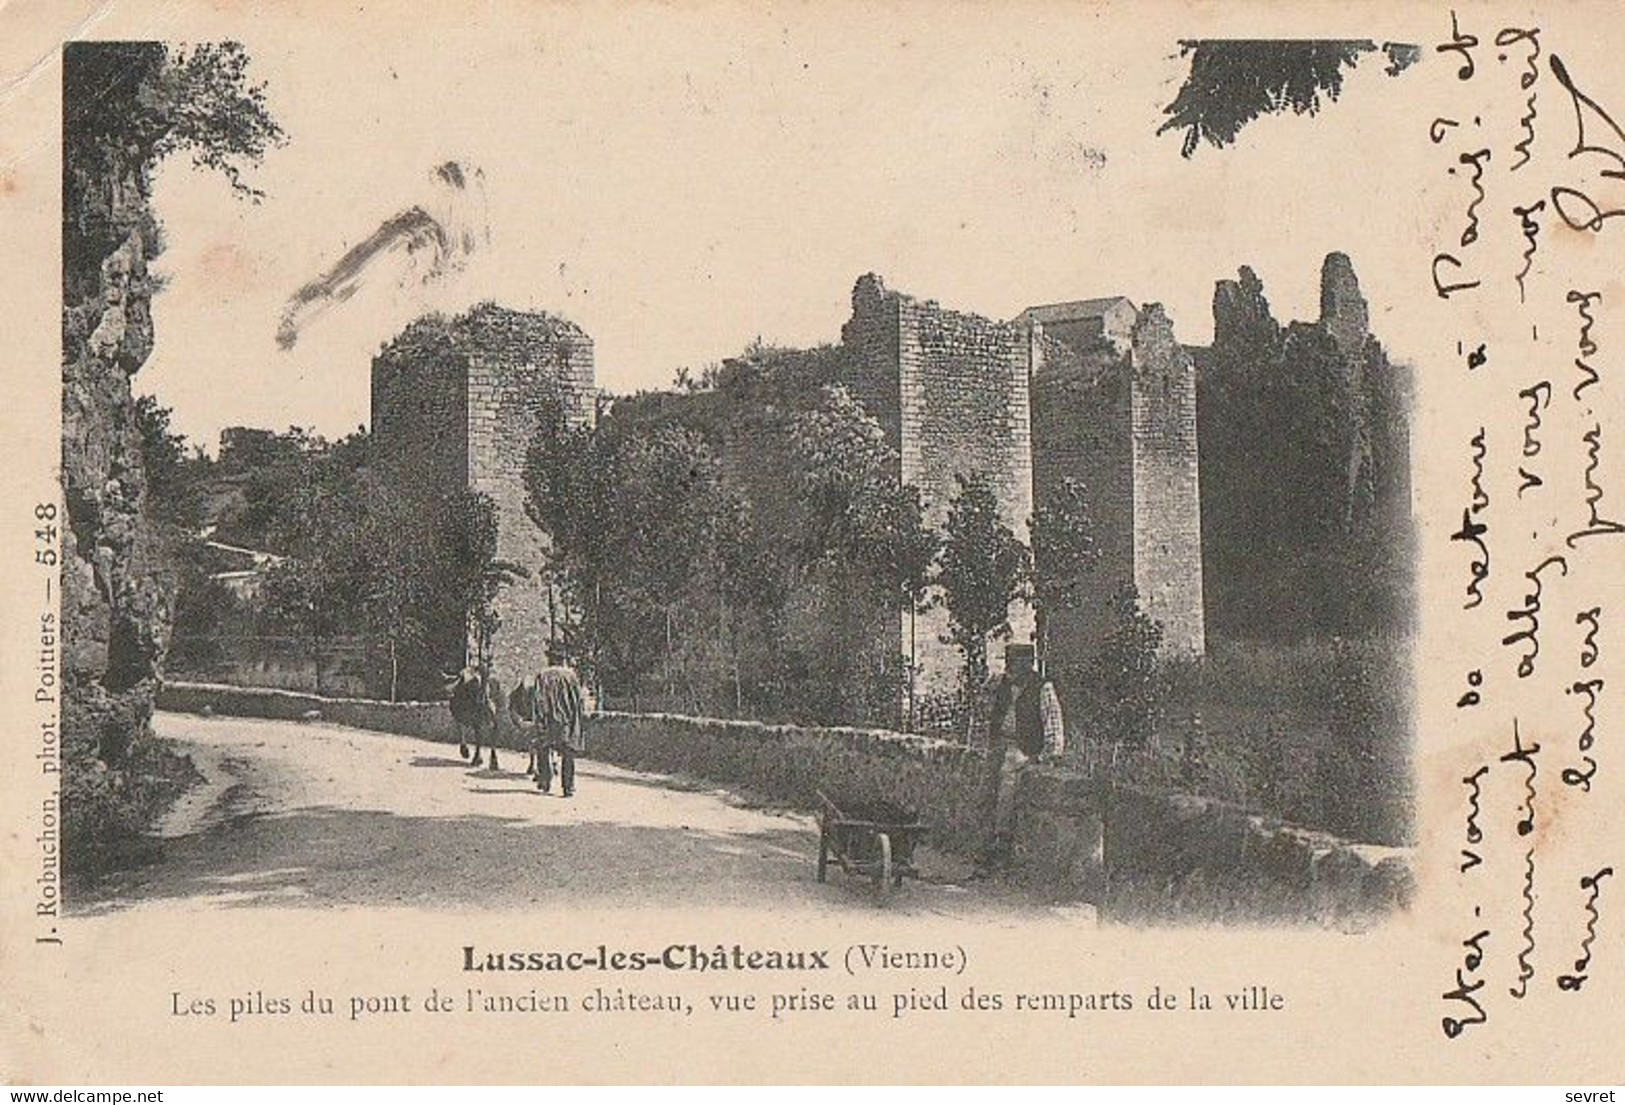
[978,643,1048,873]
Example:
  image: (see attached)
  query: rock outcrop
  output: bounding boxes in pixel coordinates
[60,43,180,871]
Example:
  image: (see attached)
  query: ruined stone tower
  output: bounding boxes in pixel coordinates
[829,274,1205,709]
[371,302,595,689]
[1198,252,1411,639]
[840,274,1039,696]
[1026,298,1206,711]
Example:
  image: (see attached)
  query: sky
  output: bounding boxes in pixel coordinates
[123,2,1436,449]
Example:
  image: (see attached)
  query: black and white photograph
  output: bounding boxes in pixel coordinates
[5,0,1623,1087]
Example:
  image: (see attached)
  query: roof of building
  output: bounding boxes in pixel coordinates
[1020,296,1136,325]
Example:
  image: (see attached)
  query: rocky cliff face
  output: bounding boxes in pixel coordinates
[62,201,169,765]
[60,45,182,871]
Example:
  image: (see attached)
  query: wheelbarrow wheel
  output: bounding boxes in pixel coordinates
[816,823,830,884]
[873,832,893,900]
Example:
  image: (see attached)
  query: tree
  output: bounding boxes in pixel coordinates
[256,477,366,695]
[64,42,286,302]
[441,491,528,672]
[259,559,339,695]
[784,386,941,726]
[528,401,736,708]
[856,482,939,729]
[1083,588,1165,747]
[1028,476,1096,669]
[712,488,772,713]
[357,487,430,701]
[164,548,237,676]
[525,402,620,686]
[611,424,728,703]
[1158,40,1374,157]
[937,472,1030,739]
[133,395,209,530]
[788,386,895,565]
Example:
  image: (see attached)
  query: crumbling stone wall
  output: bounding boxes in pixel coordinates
[371,303,596,690]
[605,275,1206,719]
[1127,304,1205,658]
[370,325,470,506]
[844,275,1037,697]
[371,275,1210,729]
[1029,331,1137,704]
[1029,303,1206,714]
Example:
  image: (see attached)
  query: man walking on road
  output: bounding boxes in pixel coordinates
[512,653,587,797]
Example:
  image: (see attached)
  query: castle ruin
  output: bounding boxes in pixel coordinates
[371,275,1210,718]
[371,302,596,690]
[370,253,1401,723]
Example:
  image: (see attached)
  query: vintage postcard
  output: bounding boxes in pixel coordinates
[1,0,1622,1085]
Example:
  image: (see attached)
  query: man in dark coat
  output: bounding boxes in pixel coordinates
[979,643,1045,872]
[511,659,586,796]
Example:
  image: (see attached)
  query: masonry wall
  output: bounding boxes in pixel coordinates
[844,275,1037,700]
[1037,299,1136,356]
[370,323,474,687]
[370,333,469,508]
[1029,331,1137,709]
[840,276,904,470]
[461,304,596,690]
[1128,305,1205,658]
[371,303,596,692]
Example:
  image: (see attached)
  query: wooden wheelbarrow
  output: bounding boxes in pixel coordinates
[815,789,928,900]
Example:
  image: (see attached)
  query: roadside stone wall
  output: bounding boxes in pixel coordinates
[158,681,1411,915]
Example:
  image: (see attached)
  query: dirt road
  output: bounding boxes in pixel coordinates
[79,712,1087,925]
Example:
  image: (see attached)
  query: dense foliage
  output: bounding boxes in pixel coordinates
[1198,268,1413,639]
[149,423,516,701]
[525,378,940,725]
[63,42,284,305]
[937,472,1030,731]
[1158,40,1373,157]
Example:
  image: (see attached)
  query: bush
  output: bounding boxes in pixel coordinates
[1320,635,1413,845]
[1078,589,1165,745]
[914,687,971,742]
[1058,730,1253,808]
[62,759,156,875]
[1175,633,1413,845]
[62,726,201,880]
